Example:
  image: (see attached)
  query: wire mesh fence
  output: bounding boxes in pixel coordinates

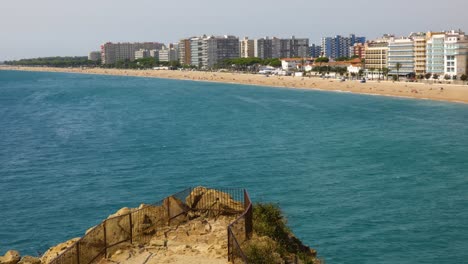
[48,187,251,264]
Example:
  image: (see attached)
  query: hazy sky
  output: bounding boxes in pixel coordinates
[1,0,468,61]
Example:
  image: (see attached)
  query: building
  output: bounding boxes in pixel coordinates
[240,37,255,58]
[88,51,101,61]
[188,35,240,68]
[443,30,468,78]
[159,47,179,62]
[101,42,165,64]
[150,50,159,60]
[309,44,321,58]
[321,34,366,59]
[364,37,390,75]
[254,36,309,59]
[254,37,273,59]
[426,32,446,75]
[134,49,150,60]
[387,38,415,76]
[178,39,192,65]
[411,33,427,75]
[350,43,366,59]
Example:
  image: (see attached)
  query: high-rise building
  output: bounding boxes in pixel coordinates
[187,35,240,68]
[254,37,273,59]
[240,37,255,58]
[101,42,165,64]
[441,30,468,78]
[178,39,192,65]
[411,33,427,75]
[321,34,366,59]
[309,44,322,58]
[88,51,101,61]
[388,38,415,76]
[426,32,446,75]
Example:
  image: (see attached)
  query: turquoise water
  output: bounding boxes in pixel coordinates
[1,70,468,263]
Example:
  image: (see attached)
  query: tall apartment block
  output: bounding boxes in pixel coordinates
[411,32,427,75]
[240,37,255,58]
[178,39,192,65]
[254,37,273,59]
[186,35,239,68]
[387,38,415,76]
[321,34,366,59]
[309,44,322,58]
[134,49,150,60]
[101,42,165,64]
[159,47,179,62]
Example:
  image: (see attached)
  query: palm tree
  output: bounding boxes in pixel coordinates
[395,62,402,81]
[382,67,390,81]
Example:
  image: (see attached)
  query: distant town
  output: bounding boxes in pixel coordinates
[5,30,468,81]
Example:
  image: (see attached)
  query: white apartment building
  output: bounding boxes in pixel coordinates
[188,35,240,68]
[101,42,166,64]
[158,48,179,62]
[135,49,150,60]
[387,38,415,76]
[426,30,468,78]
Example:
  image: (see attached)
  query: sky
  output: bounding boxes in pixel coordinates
[1,0,468,61]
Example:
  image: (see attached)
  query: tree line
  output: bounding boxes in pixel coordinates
[4,57,100,67]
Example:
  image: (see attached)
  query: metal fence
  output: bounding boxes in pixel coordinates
[49,187,251,264]
[227,190,253,264]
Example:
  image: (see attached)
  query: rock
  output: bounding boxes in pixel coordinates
[163,196,190,225]
[185,186,208,208]
[149,239,167,247]
[41,238,80,264]
[107,207,132,219]
[0,250,21,264]
[186,187,244,215]
[17,256,40,264]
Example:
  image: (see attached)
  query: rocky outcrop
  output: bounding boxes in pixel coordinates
[0,250,21,264]
[17,256,41,264]
[186,187,244,216]
[41,238,80,264]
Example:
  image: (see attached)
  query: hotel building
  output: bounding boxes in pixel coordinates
[350,43,366,60]
[411,33,427,75]
[387,38,415,76]
[426,32,446,75]
[178,39,192,65]
[364,38,390,71]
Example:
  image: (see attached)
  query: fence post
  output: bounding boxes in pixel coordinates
[227,229,231,262]
[103,222,107,258]
[129,213,133,244]
[167,196,171,226]
[244,190,253,240]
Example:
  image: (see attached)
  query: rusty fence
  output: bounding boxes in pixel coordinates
[227,189,253,264]
[49,187,252,264]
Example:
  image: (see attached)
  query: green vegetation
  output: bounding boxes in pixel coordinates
[425,73,432,80]
[461,74,467,81]
[216,57,281,70]
[314,57,329,63]
[312,66,346,75]
[395,62,402,81]
[4,57,100,67]
[243,203,320,264]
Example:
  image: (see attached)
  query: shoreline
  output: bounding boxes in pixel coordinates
[2,66,468,104]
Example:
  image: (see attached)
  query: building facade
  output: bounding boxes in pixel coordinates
[134,49,150,60]
[178,39,192,65]
[240,37,255,58]
[426,32,446,75]
[187,35,240,68]
[254,37,273,59]
[364,38,389,71]
[309,44,322,58]
[387,38,415,76]
[350,43,366,59]
[321,34,366,59]
[411,33,427,75]
[101,42,165,64]
[159,48,179,62]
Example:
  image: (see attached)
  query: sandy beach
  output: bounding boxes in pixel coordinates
[2,66,468,104]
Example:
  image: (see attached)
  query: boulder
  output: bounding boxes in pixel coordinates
[185,186,208,208]
[107,207,132,219]
[0,250,21,264]
[186,187,244,215]
[17,256,41,264]
[41,238,80,264]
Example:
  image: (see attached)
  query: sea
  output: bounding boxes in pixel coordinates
[1,70,468,263]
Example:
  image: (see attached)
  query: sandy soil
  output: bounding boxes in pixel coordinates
[2,66,468,104]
